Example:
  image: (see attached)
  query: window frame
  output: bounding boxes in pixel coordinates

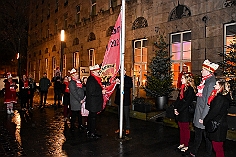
[88,49,95,66]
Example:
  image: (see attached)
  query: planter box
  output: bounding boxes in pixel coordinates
[133,104,151,113]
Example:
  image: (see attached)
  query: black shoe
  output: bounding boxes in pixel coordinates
[89,133,100,139]
[79,125,86,130]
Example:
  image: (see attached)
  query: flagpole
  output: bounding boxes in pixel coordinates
[119,0,125,139]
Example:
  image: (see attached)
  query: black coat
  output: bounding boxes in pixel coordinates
[114,75,133,106]
[203,94,230,142]
[174,86,196,122]
[85,75,103,112]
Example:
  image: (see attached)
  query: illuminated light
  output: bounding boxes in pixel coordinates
[17,53,19,59]
[61,30,65,41]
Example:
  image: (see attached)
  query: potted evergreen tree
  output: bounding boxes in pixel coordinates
[144,35,174,110]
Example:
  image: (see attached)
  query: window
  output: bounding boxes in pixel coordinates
[41,9,44,22]
[64,0,68,6]
[28,61,31,75]
[54,19,58,34]
[46,24,49,38]
[39,59,41,79]
[52,57,57,76]
[224,22,236,54]
[88,49,95,66]
[170,31,191,88]
[63,54,66,76]
[133,39,148,88]
[45,58,48,76]
[47,3,50,19]
[91,0,96,16]
[64,13,68,29]
[76,5,81,23]
[55,0,59,12]
[110,0,117,8]
[73,52,80,68]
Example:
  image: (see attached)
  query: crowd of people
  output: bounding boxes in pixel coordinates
[174,59,231,157]
[3,59,232,155]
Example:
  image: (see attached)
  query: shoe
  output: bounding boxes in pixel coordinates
[7,109,11,115]
[125,130,130,135]
[115,129,120,133]
[181,146,188,152]
[185,152,195,157]
[89,133,100,139]
[177,144,184,149]
[10,109,14,114]
[79,125,86,130]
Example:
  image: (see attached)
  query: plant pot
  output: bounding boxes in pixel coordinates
[155,96,168,111]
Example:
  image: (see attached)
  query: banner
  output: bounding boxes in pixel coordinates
[100,12,121,109]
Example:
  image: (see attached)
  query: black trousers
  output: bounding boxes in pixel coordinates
[54,90,61,105]
[40,91,48,105]
[28,93,34,108]
[190,127,212,156]
[71,110,82,129]
[87,112,97,134]
[118,106,130,130]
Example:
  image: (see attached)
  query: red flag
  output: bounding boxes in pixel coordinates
[100,12,121,110]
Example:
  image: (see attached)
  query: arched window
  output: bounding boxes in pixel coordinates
[52,45,56,51]
[88,32,96,41]
[73,38,79,45]
[132,17,148,30]
[169,4,191,21]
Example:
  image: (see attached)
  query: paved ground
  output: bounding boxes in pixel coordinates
[0,92,236,157]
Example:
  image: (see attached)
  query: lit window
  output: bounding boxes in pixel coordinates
[73,52,80,68]
[170,31,191,88]
[133,39,148,88]
[45,58,48,76]
[224,22,236,54]
[52,57,57,77]
[88,49,95,66]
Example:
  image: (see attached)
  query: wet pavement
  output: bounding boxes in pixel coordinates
[0,92,236,156]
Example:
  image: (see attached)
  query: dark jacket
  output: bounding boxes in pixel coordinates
[203,94,230,142]
[51,76,62,91]
[28,78,36,95]
[114,75,133,106]
[39,77,51,92]
[69,80,84,111]
[19,79,29,99]
[85,75,103,112]
[174,86,196,122]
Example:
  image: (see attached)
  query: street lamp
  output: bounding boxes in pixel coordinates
[61,30,65,77]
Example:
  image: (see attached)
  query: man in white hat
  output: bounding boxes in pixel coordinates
[85,64,106,139]
[69,68,84,131]
[187,59,219,157]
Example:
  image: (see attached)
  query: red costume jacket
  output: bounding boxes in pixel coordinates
[4,80,17,104]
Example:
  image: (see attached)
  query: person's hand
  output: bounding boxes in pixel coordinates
[174,109,179,115]
[199,119,203,124]
[102,89,106,94]
[116,78,120,84]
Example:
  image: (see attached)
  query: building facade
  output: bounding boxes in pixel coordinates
[28,0,236,98]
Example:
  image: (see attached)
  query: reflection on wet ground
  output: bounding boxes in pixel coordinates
[0,100,236,157]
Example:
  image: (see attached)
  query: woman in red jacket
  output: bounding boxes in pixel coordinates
[4,72,17,114]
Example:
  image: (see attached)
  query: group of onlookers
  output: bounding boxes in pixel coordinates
[174,59,231,157]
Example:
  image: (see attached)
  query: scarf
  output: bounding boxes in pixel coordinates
[72,78,82,88]
[207,89,217,105]
[179,84,185,100]
[196,73,213,97]
[91,73,103,87]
